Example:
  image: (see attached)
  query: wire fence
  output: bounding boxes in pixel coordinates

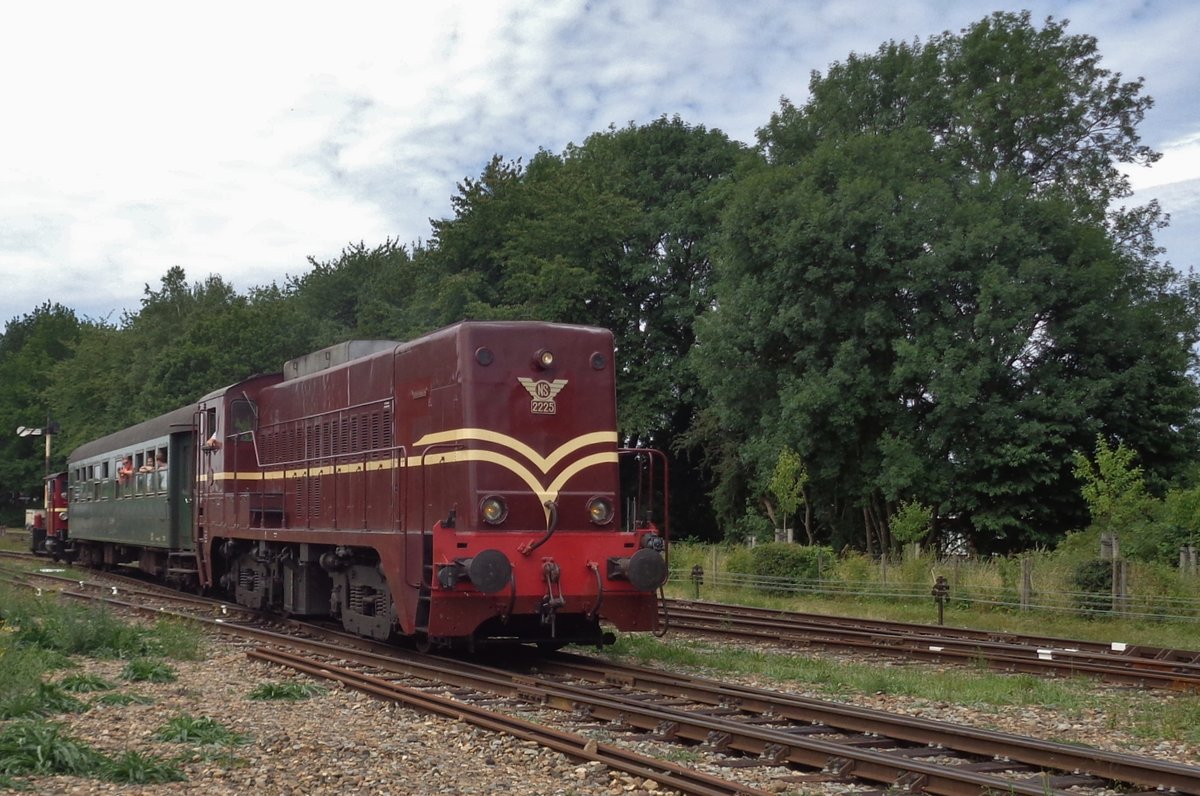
[667,565,1200,623]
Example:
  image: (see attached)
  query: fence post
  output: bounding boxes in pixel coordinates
[1020,556,1032,611]
[711,545,718,590]
[1111,558,1130,615]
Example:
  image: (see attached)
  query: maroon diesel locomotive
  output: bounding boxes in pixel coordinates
[65,321,669,649]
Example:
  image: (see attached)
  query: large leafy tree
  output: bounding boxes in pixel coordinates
[287,239,419,341]
[418,118,746,538]
[49,267,331,445]
[0,303,84,504]
[694,12,1199,552]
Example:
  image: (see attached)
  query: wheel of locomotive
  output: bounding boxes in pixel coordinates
[414,633,432,654]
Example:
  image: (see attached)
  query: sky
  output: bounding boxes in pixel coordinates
[2,1,1198,329]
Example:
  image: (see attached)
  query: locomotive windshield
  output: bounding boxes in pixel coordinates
[230,397,257,438]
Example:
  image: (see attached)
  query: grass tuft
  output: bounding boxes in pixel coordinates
[120,658,177,684]
[0,719,105,776]
[57,672,114,693]
[247,681,325,701]
[0,682,87,720]
[92,692,154,707]
[153,714,248,746]
[101,749,187,784]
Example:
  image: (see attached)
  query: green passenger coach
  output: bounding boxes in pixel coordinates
[67,404,198,582]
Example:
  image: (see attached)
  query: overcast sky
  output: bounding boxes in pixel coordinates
[2,1,1197,329]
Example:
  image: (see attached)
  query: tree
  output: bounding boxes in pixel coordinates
[420,118,747,539]
[1073,436,1150,533]
[692,12,1199,552]
[0,304,84,505]
[767,448,808,543]
[762,11,1161,236]
[288,239,418,341]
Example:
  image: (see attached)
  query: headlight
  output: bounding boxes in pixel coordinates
[536,348,554,368]
[481,496,508,525]
[587,497,614,525]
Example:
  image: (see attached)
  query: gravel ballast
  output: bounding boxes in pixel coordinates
[25,630,1200,795]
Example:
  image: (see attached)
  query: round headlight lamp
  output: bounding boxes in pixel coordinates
[536,349,555,368]
[481,496,508,525]
[587,497,614,525]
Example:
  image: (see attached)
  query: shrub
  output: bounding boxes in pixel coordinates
[722,543,836,593]
[724,545,754,576]
[729,506,773,544]
[828,551,874,591]
[750,543,832,581]
[1071,559,1113,615]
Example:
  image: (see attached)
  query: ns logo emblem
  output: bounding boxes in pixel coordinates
[517,377,568,415]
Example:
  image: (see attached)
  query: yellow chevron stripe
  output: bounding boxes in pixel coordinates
[412,428,616,472]
[206,429,618,501]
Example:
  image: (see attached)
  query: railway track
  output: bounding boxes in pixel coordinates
[664,598,1200,690]
[5,564,1199,796]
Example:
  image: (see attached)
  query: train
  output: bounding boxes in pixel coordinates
[38,321,669,649]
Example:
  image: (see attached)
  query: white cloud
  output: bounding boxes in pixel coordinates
[1,0,1198,326]
[1128,132,1200,194]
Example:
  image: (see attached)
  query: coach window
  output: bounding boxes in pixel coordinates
[155,447,168,491]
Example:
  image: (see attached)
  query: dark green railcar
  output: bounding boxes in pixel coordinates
[67,405,198,582]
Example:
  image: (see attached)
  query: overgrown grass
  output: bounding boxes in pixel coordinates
[613,633,1087,707]
[247,681,325,701]
[0,586,202,661]
[669,542,1200,649]
[0,582,205,788]
[0,719,187,786]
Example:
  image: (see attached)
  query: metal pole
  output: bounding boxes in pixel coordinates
[43,432,51,516]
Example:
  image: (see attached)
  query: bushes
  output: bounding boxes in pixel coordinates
[1070,559,1113,615]
[727,542,834,592]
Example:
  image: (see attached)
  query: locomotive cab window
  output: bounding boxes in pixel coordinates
[230,398,257,439]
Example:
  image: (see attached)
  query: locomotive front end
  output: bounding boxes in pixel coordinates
[411,323,667,647]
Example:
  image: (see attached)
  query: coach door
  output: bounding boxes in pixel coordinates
[169,432,195,550]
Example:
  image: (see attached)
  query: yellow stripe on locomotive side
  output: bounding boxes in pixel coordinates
[204,428,618,502]
[411,428,617,472]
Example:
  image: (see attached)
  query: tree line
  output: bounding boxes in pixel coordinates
[3,12,1197,556]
